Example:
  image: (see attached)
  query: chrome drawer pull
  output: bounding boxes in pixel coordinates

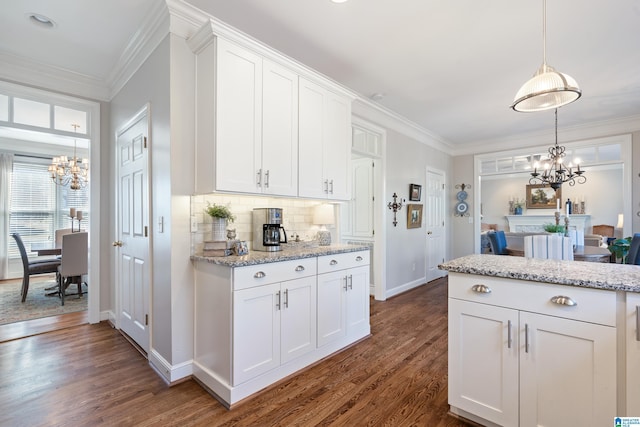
[330,260,338,265]
[254,271,266,278]
[525,323,530,353]
[507,320,512,349]
[356,256,363,261]
[471,284,491,294]
[295,265,305,272]
[550,295,577,306]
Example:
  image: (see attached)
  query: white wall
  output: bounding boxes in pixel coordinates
[480,167,624,233]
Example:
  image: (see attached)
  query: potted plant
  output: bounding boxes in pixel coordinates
[513,198,525,215]
[205,202,236,241]
[543,223,565,234]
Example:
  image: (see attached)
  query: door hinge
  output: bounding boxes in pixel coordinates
[144,136,147,148]
[372,229,375,236]
[442,221,445,226]
[144,226,148,237]
[145,314,149,325]
[442,183,445,189]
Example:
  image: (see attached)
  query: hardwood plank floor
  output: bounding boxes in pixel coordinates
[0,277,473,426]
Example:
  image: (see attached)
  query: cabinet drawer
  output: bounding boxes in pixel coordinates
[233,258,317,291]
[448,273,616,326]
[317,250,370,274]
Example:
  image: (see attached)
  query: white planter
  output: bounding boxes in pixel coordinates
[211,218,227,241]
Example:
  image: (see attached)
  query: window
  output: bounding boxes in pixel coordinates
[8,160,89,259]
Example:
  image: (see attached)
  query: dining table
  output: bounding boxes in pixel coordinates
[506,244,612,263]
[30,242,62,256]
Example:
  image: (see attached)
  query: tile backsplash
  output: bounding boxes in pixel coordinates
[190,193,335,255]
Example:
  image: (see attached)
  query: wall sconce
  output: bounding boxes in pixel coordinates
[387,192,404,227]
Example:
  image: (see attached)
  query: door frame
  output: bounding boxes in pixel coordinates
[113,104,152,341]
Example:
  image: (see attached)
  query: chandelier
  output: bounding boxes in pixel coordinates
[49,124,89,190]
[511,0,581,112]
[529,109,585,191]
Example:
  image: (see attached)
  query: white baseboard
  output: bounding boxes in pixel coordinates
[385,277,426,299]
[149,349,193,384]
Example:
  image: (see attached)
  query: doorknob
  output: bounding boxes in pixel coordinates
[427,231,433,235]
[112,240,123,247]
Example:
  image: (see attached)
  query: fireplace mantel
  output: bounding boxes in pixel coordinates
[505,215,590,233]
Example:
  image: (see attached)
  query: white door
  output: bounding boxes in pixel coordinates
[426,168,446,281]
[116,107,150,353]
[280,277,316,364]
[351,158,374,238]
[317,270,347,347]
[345,265,370,333]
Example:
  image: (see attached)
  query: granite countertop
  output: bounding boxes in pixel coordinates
[192,243,371,268]
[439,254,640,293]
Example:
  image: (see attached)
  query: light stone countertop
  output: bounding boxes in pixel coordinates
[439,254,640,293]
[192,243,371,268]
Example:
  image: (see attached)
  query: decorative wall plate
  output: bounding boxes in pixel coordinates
[456,190,468,201]
[456,201,468,214]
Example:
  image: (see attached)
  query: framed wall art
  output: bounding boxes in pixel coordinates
[409,184,422,201]
[407,204,423,229]
[526,184,561,209]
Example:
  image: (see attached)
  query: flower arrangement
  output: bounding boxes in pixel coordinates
[513,198,525,209]
[204,202,236,223]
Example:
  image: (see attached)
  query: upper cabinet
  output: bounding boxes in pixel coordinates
[190,23,353,200]
[299,78,351,200]
[194,38,298,196]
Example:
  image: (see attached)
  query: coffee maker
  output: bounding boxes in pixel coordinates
[252,208,287,252]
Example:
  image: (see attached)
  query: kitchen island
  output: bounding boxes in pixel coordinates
[192,244,371,407]
[439,254,640,427]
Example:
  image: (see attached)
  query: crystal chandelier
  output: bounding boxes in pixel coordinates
[511,0,581,112]
[529,109,586,191]
[49,124,89,190]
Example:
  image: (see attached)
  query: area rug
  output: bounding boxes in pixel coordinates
[0,277,87,325]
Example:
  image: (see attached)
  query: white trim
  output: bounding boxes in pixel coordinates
[351,115,387,301]
[385,278,427,299]
[149,349,193,384]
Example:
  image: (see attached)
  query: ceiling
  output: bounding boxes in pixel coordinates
[1,0,639,153]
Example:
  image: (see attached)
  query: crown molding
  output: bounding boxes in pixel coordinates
[107,1,170,100]
[0,50,110,101]
[453,114,640,157]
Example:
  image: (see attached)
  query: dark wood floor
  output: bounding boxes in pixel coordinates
[0,277,473,426]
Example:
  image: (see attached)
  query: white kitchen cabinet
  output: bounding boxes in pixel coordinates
[193,249,370,406]
[194,37,298,196]
[233,275,316,385]
[448,273,616,427]
[299,77,351,201]
[625,292,640,415]
[317,251,370,347]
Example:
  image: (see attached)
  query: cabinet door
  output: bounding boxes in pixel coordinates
[345,265,369,334]
[281,277,317,363]
[519,311,616,427]
[324,90,351,201]
[298,78,327,199]
[262,60,298,196]
[626,293,640,415]
[317,270,347,346]
[216,39,263,193]
[233,282,280,385]
[448,299,519,427]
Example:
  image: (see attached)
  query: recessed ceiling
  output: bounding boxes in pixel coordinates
[1,0,639,152]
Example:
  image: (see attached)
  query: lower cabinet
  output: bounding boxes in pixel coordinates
[233,276,316,385]
[317,252,370,347]
[626,292,640,415]
[193,250,370,406]
[448,273,617,427]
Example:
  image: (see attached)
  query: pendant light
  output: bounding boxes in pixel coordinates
[511,0,581,112]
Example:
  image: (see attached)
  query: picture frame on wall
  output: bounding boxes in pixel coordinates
[526,184,561,209]
[407,204,423,229]
[409,184,422,201]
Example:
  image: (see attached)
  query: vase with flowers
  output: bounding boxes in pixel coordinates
[513,198,525,215]
[205,202,236,241]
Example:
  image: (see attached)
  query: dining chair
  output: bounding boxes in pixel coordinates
[524,234,574,261]
[11,233,61,302]
[626,233,640,265]
[55,228,73,247]
[487,230,508,255]
[57,232,88,306]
